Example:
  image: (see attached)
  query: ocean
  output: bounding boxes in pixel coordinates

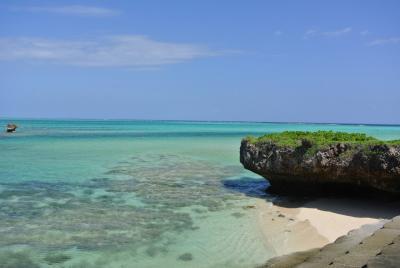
[1,119,400,268]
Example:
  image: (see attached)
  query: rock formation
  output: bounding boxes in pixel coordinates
[240,132,400,194]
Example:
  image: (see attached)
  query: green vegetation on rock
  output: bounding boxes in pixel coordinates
[241,131,400,194]
[245,131,400,148]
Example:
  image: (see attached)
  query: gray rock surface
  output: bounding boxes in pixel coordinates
[240,139,400,194]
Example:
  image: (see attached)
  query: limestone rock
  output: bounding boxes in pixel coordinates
[240,139,400,194]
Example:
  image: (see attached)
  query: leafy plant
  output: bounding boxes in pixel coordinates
[245,131,400,148]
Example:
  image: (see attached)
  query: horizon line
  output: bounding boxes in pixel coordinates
[1,117,399,127]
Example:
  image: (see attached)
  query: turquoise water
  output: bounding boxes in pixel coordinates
[1,120,400,268]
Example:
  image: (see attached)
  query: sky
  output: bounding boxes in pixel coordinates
[0,0,399,124]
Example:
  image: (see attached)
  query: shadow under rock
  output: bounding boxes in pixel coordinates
[222,177,271,199]
[222,177,400,220]
[275,196,400,219]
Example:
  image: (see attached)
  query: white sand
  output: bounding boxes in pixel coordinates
[255,200,328,257]
[296,199,383,242]
[255,198,400,257]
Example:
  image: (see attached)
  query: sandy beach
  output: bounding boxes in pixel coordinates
[256,197,400,258]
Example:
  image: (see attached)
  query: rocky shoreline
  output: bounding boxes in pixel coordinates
[240,131,400,267]
[240,132,400,194]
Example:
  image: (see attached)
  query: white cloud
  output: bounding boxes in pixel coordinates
[14,5,119,17]
[367,37,400,46]
[322,27,352,37]
[0,36,221,67]
[303,29,318,39]
[360,30,370,36]
[274,30,283,36]
[304,27,352,39]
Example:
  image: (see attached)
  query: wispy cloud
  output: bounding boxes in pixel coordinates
[274,30,283,36]
[367,37,400,46]
[360,30,370,36]
[13,5,120,17]
[322,27,352,37]
[304,27,352,39]
[303,29,318,39]
[0,36,222,67]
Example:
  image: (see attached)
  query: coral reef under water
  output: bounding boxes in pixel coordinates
[0,153,253,267]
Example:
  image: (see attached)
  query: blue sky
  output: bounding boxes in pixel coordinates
[0,0,399,124]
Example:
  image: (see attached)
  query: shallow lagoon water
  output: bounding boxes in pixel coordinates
[1,120,400,268]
